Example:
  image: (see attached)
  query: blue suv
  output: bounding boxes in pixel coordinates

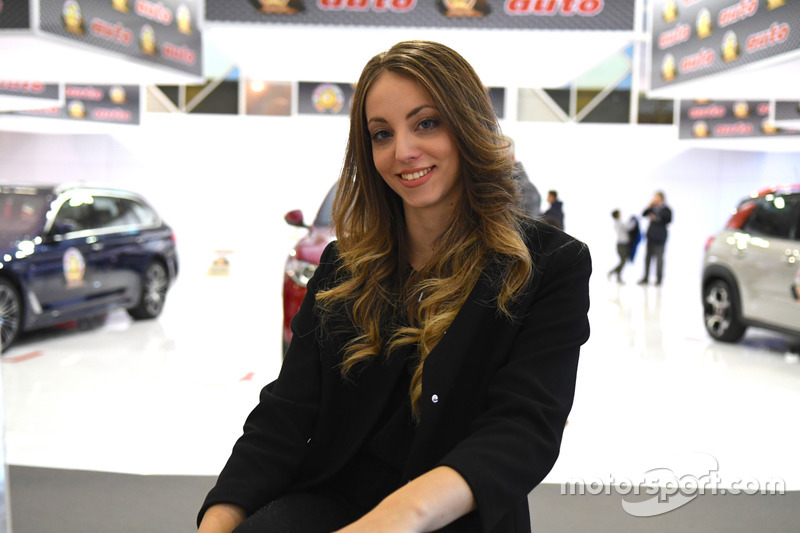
[0,184,179,351]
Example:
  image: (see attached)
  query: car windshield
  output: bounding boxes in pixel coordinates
[0,191,48,238]
[313,185,336,228]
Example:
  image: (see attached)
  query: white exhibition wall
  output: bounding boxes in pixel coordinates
[1,114,798,301]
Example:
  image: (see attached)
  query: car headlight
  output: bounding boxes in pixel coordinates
[285,257,317,288]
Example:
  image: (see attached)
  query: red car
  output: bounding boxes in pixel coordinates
[282,185,336,352]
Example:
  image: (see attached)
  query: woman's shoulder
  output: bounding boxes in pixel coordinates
[520,217,588,260]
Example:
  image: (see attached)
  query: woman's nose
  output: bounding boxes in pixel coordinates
[394,131,420,162]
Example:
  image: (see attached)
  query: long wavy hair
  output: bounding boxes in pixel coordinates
[316,40,533,420]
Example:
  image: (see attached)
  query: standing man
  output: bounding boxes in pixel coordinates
[638,191,672,286]
[542,190,564,230]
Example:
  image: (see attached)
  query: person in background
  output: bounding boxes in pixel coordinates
[197,40,591,533]
[608,209,636,284]
[503,135,541,218]
[542,190,564,229]
[638,190,672,286]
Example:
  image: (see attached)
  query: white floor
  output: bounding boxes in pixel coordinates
[3,256,800,495]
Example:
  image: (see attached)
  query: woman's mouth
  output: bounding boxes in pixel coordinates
[400,167,433,181]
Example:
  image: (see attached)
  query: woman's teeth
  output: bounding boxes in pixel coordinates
[401,167,432,181]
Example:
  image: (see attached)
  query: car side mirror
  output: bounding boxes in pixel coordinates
[284,210,307,228]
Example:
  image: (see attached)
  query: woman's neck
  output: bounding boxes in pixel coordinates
[403,208,452,271]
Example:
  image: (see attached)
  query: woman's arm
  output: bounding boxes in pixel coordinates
[197,503,246,533]
[335,466,475,533]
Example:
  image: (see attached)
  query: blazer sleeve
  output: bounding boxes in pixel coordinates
[197,241,339,525]
[437,234,591,531]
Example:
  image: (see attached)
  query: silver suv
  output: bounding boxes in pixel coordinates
[702,185,800,343]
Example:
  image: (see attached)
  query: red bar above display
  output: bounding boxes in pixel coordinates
[206,0,636,30]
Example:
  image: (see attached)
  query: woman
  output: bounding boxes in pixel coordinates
[198,40,591,533]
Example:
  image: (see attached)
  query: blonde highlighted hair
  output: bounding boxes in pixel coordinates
[316,40,533,420]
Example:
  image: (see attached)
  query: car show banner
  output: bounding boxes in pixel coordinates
[678,98,800,139]
[298,81,354,116]
[0,0,31,29]
[297,81,506,118]
[38,0,202,76]
[3,83,141,124]
[649,0,800,91]
[205,0,636,31]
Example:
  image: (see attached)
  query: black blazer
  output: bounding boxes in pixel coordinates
[200,220,591,532]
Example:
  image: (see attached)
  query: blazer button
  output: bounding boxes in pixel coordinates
[306,438,312,445]
[431,394,439,404]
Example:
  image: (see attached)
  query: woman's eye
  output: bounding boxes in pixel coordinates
[370,130,390,142]
[418,118,439,131]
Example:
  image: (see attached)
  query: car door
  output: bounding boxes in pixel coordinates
[85,195,149,305]
[738,193,800,330]
[24,192,100,318]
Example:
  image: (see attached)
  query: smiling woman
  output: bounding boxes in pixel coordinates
[365,71,462,269]
[198,41,591,533]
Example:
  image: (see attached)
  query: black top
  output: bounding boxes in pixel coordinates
[199,219,592,533]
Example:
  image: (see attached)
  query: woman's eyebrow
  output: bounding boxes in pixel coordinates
[367,105,437,125]
[406,105,435,120]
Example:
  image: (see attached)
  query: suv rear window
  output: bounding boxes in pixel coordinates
[742,194,800,240]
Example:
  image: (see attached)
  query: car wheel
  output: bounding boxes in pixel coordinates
[0,279,22,352]
[703,279,746,343]
[128,261,168,320]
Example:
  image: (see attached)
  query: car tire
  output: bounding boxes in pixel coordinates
[128,261,168,320]
[703,278,746,343]
[0,278,22,353]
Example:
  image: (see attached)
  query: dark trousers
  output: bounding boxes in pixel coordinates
[234,452,398,532]
[233,492,354,533]
[609,243,629,281]
[642,241,666,283]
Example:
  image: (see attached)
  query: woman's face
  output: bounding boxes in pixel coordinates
[365,71,462,221]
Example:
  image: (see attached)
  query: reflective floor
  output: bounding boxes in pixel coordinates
[3,265,800,493]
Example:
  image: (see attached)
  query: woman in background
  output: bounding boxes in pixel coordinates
[198,40,591,533]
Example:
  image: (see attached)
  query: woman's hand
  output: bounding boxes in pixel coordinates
[334,466,475,533]
[197,503,247,533]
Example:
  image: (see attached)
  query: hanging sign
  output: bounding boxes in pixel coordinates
[0,81,62,112]
[2,83,141,125]
[38,0,202,76]
[678,98,800,139]
[649,0,800,91]
[206,0,636,30]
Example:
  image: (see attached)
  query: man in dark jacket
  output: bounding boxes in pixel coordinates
[542,190,564,230]
[638,191,672,286]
